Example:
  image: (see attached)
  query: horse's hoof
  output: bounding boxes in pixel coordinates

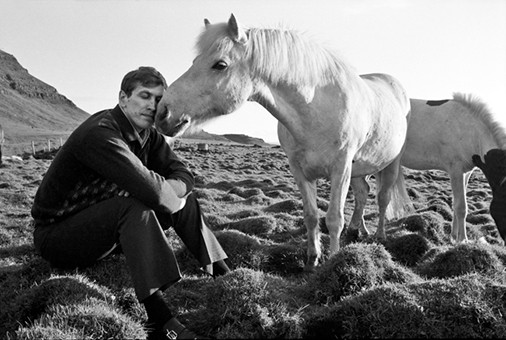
[303,265,316,273]
[477,236,489,244]
[303,261,317,273]
[374,232,386,240]
[344,228,360,243]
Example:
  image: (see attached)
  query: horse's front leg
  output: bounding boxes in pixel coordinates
[350,177,371,236]
[297,178,319,271]
[327,163,353,256]
[449,169,472,243]
[288,164,319,271]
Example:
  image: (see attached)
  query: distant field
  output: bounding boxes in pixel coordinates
[2,131,72,156]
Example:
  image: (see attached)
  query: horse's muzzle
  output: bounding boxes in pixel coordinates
[155,110,191,137]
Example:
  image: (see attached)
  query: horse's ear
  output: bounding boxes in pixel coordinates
[227,13,248,44]
[204,18,211,28]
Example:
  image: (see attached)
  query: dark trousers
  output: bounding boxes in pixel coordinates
[33,193,227,301]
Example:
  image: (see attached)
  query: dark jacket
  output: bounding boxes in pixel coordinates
[31,105,194,226]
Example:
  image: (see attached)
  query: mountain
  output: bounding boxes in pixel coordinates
[222,134,272,146]
[0,49,273,155]
[0,49,89,143]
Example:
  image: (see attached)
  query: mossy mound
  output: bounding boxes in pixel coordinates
[383,232,432,267]
[224,215,279,236]
[417,242,504,279]
[304,274,506,339]
[401,211,448,245]
[305,243,419,304]
[264,199,303,213]
[203,268,303,338]
[16,274,115,323]
[16,298,146,340]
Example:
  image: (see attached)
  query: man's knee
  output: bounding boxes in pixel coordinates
[119,197,158,220]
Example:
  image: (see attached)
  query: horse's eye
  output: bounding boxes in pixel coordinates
[212,61,228,70]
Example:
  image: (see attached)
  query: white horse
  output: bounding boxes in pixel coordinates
[349,93,506,243]
[156,14,412,270]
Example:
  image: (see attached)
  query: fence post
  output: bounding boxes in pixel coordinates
[32,141,35,155]
[47,139,51,151]
[0,128,3,165]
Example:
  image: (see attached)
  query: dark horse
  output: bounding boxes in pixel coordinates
[473,149,506,243]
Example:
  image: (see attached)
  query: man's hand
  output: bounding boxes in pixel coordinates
[173,195,187,213]
[167,179,188,198]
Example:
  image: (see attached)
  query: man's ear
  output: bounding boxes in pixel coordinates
[119,90,130,111]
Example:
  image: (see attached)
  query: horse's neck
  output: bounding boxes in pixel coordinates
[251,83,312,142]
[252,80,356,144]
[462,107,506,156]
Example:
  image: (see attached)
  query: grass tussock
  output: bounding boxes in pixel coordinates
[16,299,146,340]
[416,242,505,279]
[306,243,420,304]
[304,274,506,338]
[203,268,304,339]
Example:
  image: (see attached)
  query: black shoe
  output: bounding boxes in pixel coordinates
[162,317,209,339]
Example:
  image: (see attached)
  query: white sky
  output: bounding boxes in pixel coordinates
[1,0,505,144]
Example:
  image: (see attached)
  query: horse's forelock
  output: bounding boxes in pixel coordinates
[196,23,234,55]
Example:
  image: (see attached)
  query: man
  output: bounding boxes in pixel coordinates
[473,149,506,243]
[31,66,230,339]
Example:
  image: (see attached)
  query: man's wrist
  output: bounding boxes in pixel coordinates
[167,179,188,197]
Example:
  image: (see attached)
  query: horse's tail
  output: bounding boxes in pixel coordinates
[377,164,414,221]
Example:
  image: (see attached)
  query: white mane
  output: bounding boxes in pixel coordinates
[452,92,506,149]
[197,24,356,87]
[246,28,356,86]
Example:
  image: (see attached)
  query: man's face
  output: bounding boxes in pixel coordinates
[119,84,164,131]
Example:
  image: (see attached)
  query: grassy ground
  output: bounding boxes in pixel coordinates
[1,142,506,339]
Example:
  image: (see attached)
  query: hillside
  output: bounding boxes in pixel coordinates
[0,49,89,145]
[0,49,273,155]
[181,130,274,147]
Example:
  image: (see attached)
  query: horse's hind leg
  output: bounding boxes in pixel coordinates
[375,160,401,239]
[450,169,472,243]
[350,177,371,236]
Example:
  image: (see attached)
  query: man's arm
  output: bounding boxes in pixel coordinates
[147,131,195,195]
[77,127,187,214]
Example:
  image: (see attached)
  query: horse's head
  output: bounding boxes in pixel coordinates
[156,14,255,137]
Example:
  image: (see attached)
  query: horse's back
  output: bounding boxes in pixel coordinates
[360,73,410,113]
[402,98,496,172]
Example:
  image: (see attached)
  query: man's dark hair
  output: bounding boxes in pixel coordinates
[120,66,167,97]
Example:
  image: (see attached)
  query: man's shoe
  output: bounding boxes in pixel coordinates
[162,317,209,340]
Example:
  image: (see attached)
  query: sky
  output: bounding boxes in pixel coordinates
[1,0,505,144]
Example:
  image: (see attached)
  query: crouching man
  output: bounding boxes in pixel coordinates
[31,66,230,339]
